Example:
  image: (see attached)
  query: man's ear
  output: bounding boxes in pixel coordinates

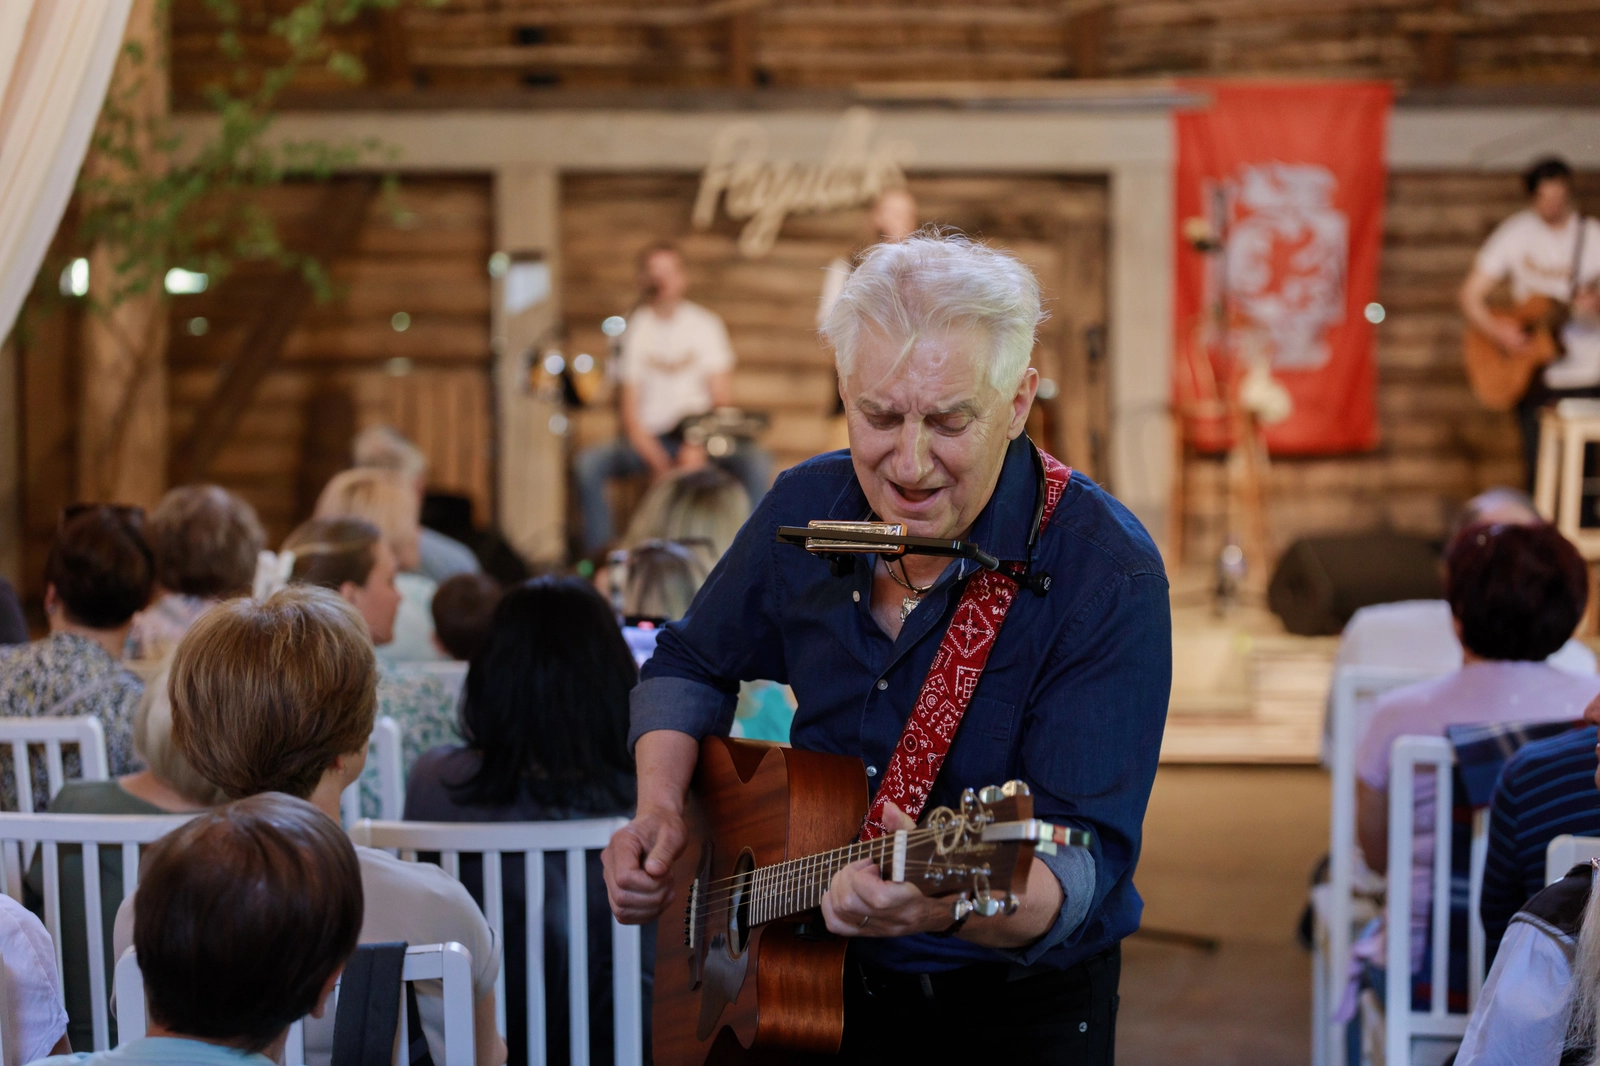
[309,968,343,1019]
[1008,367,1041,440]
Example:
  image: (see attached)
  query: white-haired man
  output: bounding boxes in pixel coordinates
[351,425,482,582]
[603,233,1171,1063]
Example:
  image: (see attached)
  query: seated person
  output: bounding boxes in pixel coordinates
[352,425,483,583]
[1455,849,1600,1064]
[30,662,224,1049]
[50,793,363,1066]
[1482,691,1600,963]
[620,465,750,563]
[0,893,70,1065]
[574,242,769,554]
[1357,523,1599,985]
[315,467,444,662]
[280,519,461,817]
[0,507,151,810]
[431,572,502,662]
[111,587,505,1066]
[125,484,264,662]
[407,577,644,1066]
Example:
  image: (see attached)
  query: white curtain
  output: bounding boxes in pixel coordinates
[0,0,134,344]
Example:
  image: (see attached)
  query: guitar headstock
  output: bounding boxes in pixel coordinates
[890,781,1093,921]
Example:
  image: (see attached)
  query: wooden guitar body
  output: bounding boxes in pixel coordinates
[1464,294,1567,411]
[654,737,869,1066]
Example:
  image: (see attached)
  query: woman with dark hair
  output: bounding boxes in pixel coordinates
[405,577,645,1066]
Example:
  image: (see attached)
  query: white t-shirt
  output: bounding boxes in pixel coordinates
[620,301,735,436]
[1475,209,1600,388]
[0,895,67,1066]
[115,846,499,1066]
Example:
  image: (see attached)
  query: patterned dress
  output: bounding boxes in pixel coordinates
[124,594,215,662]
[0,634,143,810]
[355,661,465,818]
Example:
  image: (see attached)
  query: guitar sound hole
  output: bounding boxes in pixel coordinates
[727,849,755,955]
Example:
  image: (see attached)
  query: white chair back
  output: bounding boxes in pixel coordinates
[1316,666,1436,1066]
[0,812,196,1051]
[0,717,109,813]
[1546,835,1600,886]
[1384,734,1490,1066]
[340,716,402,826]
[115,942,475,1066]
[349,818,644,1066]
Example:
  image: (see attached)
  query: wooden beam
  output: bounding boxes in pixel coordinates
[404,0,768,31]
[1069,3,1111,79]
[171,178,379,484]
[368,9,413,90]
[728,12,755,88]
[1413,0,1461,85]
[410,44,724,69]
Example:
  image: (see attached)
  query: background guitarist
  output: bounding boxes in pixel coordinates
[602,232,1172,1065]
[1460,156,1600,489]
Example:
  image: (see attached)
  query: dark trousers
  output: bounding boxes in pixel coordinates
[837,945,1120,1065]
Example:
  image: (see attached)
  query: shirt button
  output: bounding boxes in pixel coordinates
[876,679,888,691]
[867,765,878,776]
[852,591,861,603]
[1078,1022,1088,1034]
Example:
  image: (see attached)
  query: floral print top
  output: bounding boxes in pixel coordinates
[354,661,466,819]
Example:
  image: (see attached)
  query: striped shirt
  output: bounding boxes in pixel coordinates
[1482,723,1600,964]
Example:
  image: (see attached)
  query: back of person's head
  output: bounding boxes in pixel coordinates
[431,572,502,661]
[1454,486,1538,536]
[622,466,750,562]
[622,540,710,622]
[170,587,377,800]
[1445,522,1587,661]
[134,793,362,1051]
[148,485,266,599]
[281,518,381,590]
[135,662,229,807]
[314,468,421,571]
[1524,155,1574,196]
[352,425,426,481]
[45,507,154,629]
[456,577,636,811]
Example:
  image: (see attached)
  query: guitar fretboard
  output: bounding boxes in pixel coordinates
[738,833,903,926]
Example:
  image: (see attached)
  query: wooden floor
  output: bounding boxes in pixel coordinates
[1120,764,1329,1066]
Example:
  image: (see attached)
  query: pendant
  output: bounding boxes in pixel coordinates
[900,596,919,622]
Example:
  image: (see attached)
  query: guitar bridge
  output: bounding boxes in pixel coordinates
[684,877,700,948]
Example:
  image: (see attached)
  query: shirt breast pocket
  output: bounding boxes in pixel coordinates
[949,695,1018,789]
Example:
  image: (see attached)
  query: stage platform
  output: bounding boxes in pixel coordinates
[1162,570,1335,765]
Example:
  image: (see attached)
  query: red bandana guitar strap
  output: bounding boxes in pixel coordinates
[861,450,1072,840]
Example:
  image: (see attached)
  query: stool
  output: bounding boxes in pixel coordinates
[1534,398,1600,561]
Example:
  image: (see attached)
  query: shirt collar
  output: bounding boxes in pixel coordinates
[116,1037,277,1066]
[826,436,1041,564]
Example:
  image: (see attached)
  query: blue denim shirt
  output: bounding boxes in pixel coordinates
[632,438,1172,973]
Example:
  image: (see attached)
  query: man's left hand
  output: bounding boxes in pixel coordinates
[820,802,955,938]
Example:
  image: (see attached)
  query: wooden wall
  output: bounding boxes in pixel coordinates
[1177,170,1600,566]
[169,0,1600,102]
[560,173,1109,500]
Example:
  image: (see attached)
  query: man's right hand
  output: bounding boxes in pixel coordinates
[603,806,688,924]
[1493,318,1532,355]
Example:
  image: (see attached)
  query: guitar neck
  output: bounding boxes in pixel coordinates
[746,836,901,926]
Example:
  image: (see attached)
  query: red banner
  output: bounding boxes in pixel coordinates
[1174,80,1392,455]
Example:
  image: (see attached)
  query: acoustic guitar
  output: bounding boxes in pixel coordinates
[653,736,1089,1066]
[1463,294,1568,411]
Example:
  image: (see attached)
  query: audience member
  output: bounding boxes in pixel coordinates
[0,507,151,810]
[0,576,27,645]
[109,588,505,1066]
[53,794,363,1066]
[0,894,70,1065]
[316,467,445,661]
[352,425,482,582]
[29,661,224,1049]
[1356,523,1598,989]
[281,519,462,817]
[125,485,264,662]
[431,572,502,661]
[1482,691,1600,964]
[621,465,750,562]
[406,577,642,1066]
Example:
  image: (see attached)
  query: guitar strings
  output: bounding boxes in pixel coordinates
[689,859,986,927]
[685,829,929,906]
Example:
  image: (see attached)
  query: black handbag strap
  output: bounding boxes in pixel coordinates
[331,943,437,1066]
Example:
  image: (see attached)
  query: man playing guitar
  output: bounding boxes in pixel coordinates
[603,232,1171,1064]
[1460,157,1600,488]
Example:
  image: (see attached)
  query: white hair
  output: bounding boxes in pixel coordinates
[821,229,1043,393]
[352,424,426,480]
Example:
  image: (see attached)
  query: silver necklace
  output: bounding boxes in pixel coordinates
[882,558,936,622]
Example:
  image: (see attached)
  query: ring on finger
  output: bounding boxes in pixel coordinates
[858,913,870,929]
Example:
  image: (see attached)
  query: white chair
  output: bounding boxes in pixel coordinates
[1384,735,1491,1066]
[0,812,196,1051]
[340,716,402,826]
[0,717,109,814]
[1314,666,1436,1066]
[349,818,644,1066]
[1546,834,1600,886]
[115,942,475,1066]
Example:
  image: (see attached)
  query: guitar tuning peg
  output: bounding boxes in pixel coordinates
[1002,894,1019,917]
[977,785,1005,805]
[1000,780,1031,798]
